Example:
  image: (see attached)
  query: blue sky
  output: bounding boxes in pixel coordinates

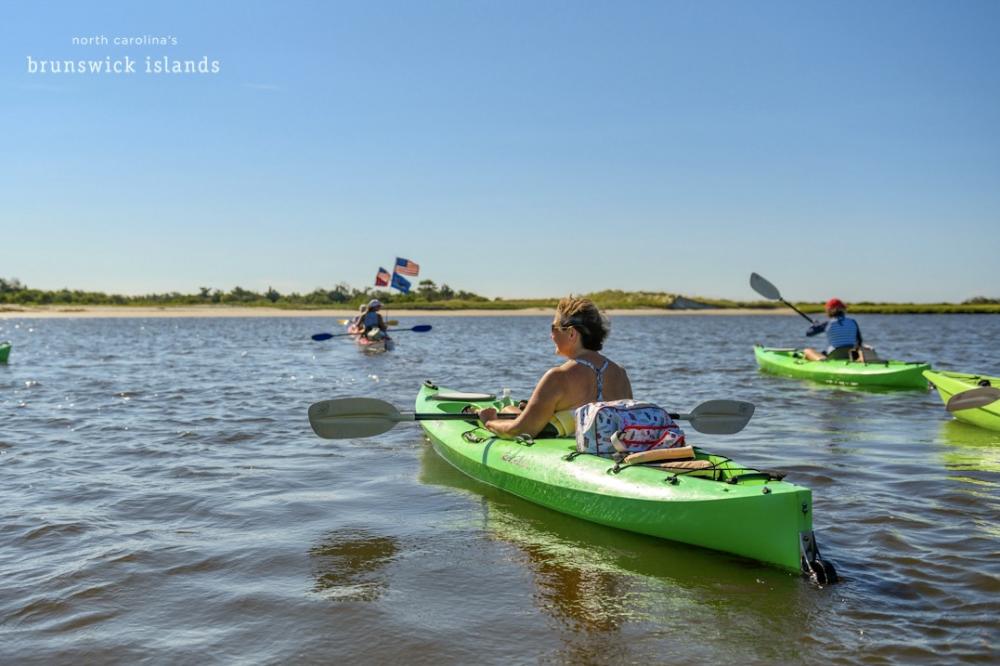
[2,1,998,302]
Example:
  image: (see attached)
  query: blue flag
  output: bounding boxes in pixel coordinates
[390,271,411,294]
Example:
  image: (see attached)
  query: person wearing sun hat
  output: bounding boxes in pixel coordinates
[360,299,389,340]
[802,298,863,361]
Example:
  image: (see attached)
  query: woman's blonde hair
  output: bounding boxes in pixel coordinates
[555,296,610,351]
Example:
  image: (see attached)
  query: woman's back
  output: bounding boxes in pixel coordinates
[550,355,631,412]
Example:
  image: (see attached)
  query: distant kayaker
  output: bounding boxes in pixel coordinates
[360,299,389,340]
[348,303,366,329]
[476,297,632,437]
[802,298,862,361]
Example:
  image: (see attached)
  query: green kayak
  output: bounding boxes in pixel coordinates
[754,345,930,389]
[416,381,831,576]
[0,341,10,364]
[924,370,1000,432]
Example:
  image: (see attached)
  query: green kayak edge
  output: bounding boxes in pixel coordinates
[754,345,930,389]
[0,341,10,364]
[924,370,1000,432]
[416,381,826,575]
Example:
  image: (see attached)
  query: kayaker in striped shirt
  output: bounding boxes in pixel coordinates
[803,298,863,361]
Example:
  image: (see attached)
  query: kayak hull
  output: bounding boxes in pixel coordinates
[924,370,1000,432]
[0,341,9,364]
[346,325,393,353]
[354,335,393,353]
[416,382,815,573]
[754,346,929,389]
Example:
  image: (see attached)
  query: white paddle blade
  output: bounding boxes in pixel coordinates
[749,273,781,300]
[686,400,755,435]
[308,398,408,439]
[946,386,1000,413]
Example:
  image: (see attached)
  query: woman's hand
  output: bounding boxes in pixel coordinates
[477,407,498,425]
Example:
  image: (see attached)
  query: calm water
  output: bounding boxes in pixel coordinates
[1,314,998,665]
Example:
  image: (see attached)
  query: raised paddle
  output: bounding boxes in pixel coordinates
[945,386,1000,412]
[308,397,755,439]
[749,272,816,324]
[311,325,432,341]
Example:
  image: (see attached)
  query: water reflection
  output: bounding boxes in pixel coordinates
[938,420,1000,475]
[309,530,399,602]
[418,443,813,656]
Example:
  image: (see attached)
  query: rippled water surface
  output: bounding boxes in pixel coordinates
[2,314,998,664]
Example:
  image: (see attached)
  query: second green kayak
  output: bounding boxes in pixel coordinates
[0,341,10,364]
[754,346,930,390]
[924,370,1000,432]
[416,381,832,576]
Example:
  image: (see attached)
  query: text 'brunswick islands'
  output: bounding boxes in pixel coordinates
[26,55,221,74]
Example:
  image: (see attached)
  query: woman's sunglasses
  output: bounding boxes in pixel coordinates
[550,323,574,333]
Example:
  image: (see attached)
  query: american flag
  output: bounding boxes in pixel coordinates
[394,257,419,276]
[374,267,391,287]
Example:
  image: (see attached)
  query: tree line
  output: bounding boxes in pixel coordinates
[0,277,488,307]
[1,277,997,312]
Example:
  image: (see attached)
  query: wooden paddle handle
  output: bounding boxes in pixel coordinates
[623,446,695,465]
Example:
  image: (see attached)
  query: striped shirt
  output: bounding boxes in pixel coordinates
[807,315,862,351]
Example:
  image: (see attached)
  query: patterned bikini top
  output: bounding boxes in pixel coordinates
[574,356,609,401]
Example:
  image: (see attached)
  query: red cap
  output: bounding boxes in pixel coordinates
[825,298,846,311]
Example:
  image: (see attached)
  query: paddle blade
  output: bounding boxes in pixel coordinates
[683,400,755,435]
[750,273,781,301]
[308,398,410,439]
[389,325,432,333]
[312,333,334,341]
[946,386,1000,412]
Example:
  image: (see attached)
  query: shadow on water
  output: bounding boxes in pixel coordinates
[308,530,400,602]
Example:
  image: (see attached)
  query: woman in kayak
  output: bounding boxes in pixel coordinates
[348,303,366,328]
[802,298,862,361]
[476,296,632,438]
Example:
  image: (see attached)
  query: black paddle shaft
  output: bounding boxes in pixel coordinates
[412,412,517,421]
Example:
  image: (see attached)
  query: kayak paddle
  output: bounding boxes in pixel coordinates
[308,397,754,439]
[338,318,398,326]
[749,273,816,324]
[312,325,432,341]
[945,386,1000,412]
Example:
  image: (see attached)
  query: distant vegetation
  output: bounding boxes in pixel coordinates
[1,278,998,313]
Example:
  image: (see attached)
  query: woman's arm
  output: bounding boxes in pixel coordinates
[479,370,561,437]
[806,321,828,337]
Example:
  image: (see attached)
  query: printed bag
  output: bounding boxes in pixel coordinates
[574,400,685,455]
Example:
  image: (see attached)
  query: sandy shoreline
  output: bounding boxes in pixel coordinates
[0,305,792,319]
